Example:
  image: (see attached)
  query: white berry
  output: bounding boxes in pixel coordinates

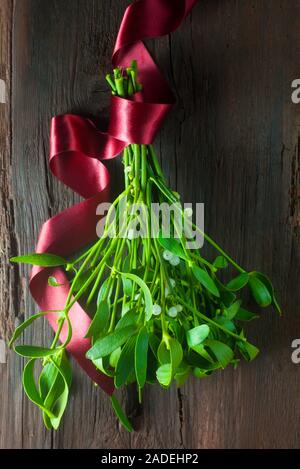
[169,255,180,266]
[167,307,178,318]
[153,304,162,316]
[163,250,173,261]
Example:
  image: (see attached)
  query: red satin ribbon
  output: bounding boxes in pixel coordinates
[29,0,198,395]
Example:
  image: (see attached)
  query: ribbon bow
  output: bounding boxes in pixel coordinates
[30,0,198,395]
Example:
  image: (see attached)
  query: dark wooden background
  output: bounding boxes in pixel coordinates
[1,0,300,449]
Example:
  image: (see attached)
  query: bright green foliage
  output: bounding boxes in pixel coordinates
[9,61,280,432]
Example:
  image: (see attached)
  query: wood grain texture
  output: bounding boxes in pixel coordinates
[1,0,300,448]
[0,0,24,450]
[0,0,13,341]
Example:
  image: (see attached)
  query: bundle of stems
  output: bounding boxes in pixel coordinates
[10,61,280,431]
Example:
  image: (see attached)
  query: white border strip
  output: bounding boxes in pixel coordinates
[0,79,6,103]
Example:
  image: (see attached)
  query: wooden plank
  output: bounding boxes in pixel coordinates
[0,0,13,345]
[2,0,300,449]
[167,0,300,448]
[0,0,25,449]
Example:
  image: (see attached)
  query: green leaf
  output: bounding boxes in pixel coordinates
[156,338,182,385]
[251,272,281,313]
[93,356,114,377]
[193,368,212,379]
[157,341,170,364]
[156,363,172,387]
[169,338,183,372]
[224,300,242,320]
[158,339,183,368]
[220,290,237,307]
[42,412,53,430]
[44,352,72,430]
[86,325,137,360]
[122,277,133,296]
[187,325,210,347]
[116,309,139,330]
[97,278,111,305]
[191,344,215,363]
[249,275,272,307]
[85,301,110,339]
[39,362,59,402]
[122,254,131,273]
[213,256,228,269]
[215,317,236,332]
[227,273,249,291]
[110,395,133,432]
[121,302,131,316]
[15,345,58,358]
[48,276,64,287]
[10,253,67,267]
[135,326,149,388]
[125,368,136,385]
[187,349,216,368]
[191,265,220,297]
[157,236,187,260]
[48,376,69,429]
[174,363,190,387]
[115,336,136,388]
[235,307,259,321]
[9,310,61,348]
[120,272,153,321]
[54,351,72,387]
[109,348,121,368]
[205,340,234,368]
[237,341,259,361]
[22,359,55,419]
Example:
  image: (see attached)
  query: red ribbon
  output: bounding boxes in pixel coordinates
[29,0,198,395]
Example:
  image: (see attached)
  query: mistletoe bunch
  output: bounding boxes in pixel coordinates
[10,62,280,431]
